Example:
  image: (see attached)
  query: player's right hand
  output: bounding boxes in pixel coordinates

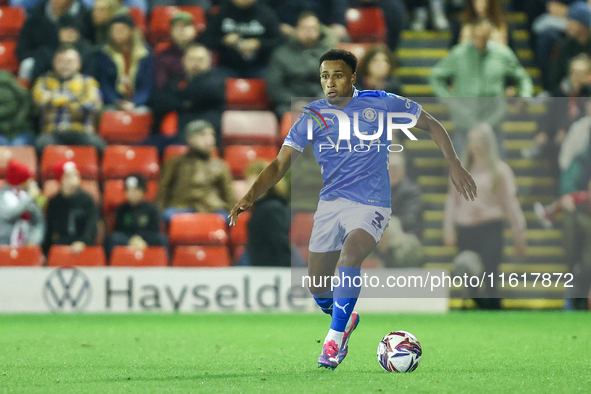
[228,196,254,227]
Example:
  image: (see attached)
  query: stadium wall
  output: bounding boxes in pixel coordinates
[0,267,448,313]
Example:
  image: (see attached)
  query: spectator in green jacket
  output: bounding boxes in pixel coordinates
[0,71,33,146]
[430,18,533,157]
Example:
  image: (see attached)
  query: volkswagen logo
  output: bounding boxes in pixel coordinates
[43,268,92,312]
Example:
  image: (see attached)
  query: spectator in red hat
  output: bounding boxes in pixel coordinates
[43,160,99,255]
[0,160,44,247]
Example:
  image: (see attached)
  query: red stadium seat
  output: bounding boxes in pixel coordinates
[169,213,227,246]
[102,179,158,215]
[149,6,206,44]
[0,7,25,39]
[291,212,314,246]
[102,145,159,180]
[336,42,377,61]
[224,145,277,178]
[0,246,43,266]
[221,110,278,146]
[0,41,19,73]
[43,179,101,205]
[162,144,188,163]
[99,111,153,143]
[40,145,99,181]
[160,111,178,136]
[47,245,107,267]
[226,78,269,110]
[232,244,245,264]
[172,245,231,267]
[0,146,37,178]
[109,246,168,266]
[229,211,250,248]
[129,7,146,36]
[345,7,387,43]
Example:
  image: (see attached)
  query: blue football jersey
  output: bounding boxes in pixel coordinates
[283,88,422,208]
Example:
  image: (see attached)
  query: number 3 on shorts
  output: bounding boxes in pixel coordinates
[372,211,385,229]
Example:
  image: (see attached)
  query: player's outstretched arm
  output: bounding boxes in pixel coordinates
[228,145,300,226]
[415,110,477,201]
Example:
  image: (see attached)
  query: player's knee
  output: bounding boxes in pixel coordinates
[339,249,364,267]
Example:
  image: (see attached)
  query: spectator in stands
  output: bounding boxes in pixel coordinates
[265,12,332,117]
[151,44,225,145]
[528,0,573,90]
[97,14,154,111]
[104,174,168,257]
[451,0,509,47]
[374,153,423,268]
[43,160,99,255]
[549,1,591,92]
[289,145,323,213]
[0,71,33,146]
[155,12,199,89]
[355,46,401,95]
[535,177,591,310]
[92,0,125,45]
[0,160,44,247]
[430,18,533,156]
[264,0,348,41]
[349,0,408,51]
[32,45,105,156]
[522,55,591,165]
[156,120,235,223]
[238,160,304,267]
[30,15,97,86]
[201,0,282,78]
[16,0,94,64]
[444,123,527,309]
[407,0,450,32]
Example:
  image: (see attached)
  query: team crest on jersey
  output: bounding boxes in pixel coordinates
[362,108,378,122]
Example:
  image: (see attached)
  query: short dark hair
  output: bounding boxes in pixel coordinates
[319,49,357,73]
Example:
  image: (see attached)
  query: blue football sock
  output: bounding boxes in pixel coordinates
[313,290,333,315]
[330,266,361,332]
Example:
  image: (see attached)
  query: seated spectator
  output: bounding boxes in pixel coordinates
[523,55,591,162]
[156,120,235,223]
[560,143,591,195]
[349,0,408,51]
[104,174,168,257]
[98,14,155,111]
[237,160,304,267]
[265,12,332,117]
[444,123,527,309]
[202,0,282,78]
[528,0,572,90]
[549,1,591,92]
[289,145,323,213]
[355,46,401,95]
[92,0,126,46]
[16,0,94,65]
[31,15,97,85]
[151,45,225,145]
[82,0,147,14]
[155,12,199,89]
[558,99,591,181]
[264,0,348,41]
[430,18,533,156]
[32,45,105,156]
[43,160,99,255]
[0,160,44,247]
[453,0,509,47]
[0,71,34,146]
[407,0,450,32]
[374,153,423,268]
[147,0,210,12]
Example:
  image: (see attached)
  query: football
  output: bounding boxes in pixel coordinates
[377,331,422,372]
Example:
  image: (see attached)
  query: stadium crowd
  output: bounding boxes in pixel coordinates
[0,0,590,308]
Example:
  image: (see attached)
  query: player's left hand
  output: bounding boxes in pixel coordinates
[228,196,254,227]
[449,160,477,201]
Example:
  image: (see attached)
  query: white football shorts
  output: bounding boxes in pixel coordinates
[307,197,391,253]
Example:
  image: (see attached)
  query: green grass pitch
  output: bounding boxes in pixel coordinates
[1,312,589,393]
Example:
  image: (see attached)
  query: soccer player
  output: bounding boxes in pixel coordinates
[229,49,477,370]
